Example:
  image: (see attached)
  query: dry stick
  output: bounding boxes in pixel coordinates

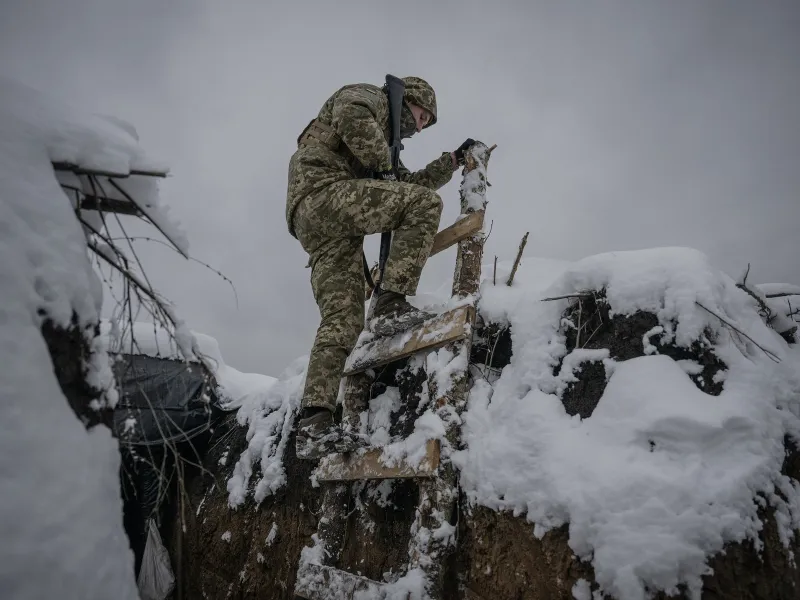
[735,263,773,321]
[506,231,529,286]
[767,292,800,299]
[541,292,594,302]
[493,256,497,286]
[695,301,781,363]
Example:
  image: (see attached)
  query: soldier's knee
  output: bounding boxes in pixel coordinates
[415,188,443,218]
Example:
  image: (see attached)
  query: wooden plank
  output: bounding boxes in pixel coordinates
[343,306,475,376]
[294,564,388,600]
[78,195,142,216]
[316,440,440,483]
[52,161,168,178]
[429,211,484,257]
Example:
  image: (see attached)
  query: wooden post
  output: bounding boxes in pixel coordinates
[411,142,496,597]
[452,143,496,299]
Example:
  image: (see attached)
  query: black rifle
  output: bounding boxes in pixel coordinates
[364,74,405,305]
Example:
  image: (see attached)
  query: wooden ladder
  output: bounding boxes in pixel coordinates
[295,142,495,600]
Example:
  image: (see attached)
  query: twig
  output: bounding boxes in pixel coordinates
[767,292,800,299]
[735,263,773,321]
[110,235,239,309]
[740,263,751,286]
[506,232,529,287]
[493,256,497,286]
[541,292,595,302]
[695,301,781,363]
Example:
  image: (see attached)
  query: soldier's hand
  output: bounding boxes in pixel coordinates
[375,170,398,182]
[453,138,476,166]
[454,138,477,165]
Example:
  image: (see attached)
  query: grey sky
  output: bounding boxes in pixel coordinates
[2,0,798,376]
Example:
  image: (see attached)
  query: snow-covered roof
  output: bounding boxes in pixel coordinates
[102,320,276,411]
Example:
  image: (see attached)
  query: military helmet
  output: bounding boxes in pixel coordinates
[401,76,437,128]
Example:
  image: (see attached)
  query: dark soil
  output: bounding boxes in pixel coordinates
[40,312,110,428]
[558,293,726,419]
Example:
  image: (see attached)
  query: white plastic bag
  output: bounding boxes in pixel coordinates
[137,518,176,600]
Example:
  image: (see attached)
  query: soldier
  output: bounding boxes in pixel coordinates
[286,75,474,458]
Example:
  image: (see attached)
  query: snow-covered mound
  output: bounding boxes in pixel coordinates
[221,246,800,599]
[102,320,277,411]
[0,76,173,600]
[455,247,800,600]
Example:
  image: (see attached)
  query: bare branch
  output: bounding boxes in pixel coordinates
[695,301,781,363]
[110,235,239,310]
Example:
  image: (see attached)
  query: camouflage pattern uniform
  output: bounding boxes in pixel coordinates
[286,77,455,413]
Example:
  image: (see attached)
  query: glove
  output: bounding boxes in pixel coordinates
[453,138,476,165]
[375,170,398,182]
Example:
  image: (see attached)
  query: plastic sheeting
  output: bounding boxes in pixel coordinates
[113,354,220,446]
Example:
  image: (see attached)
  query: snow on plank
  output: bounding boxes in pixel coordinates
[295,564,387,600]
[316,440,440,483]
[343,306,475,376]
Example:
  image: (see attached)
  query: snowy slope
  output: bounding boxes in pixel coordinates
[0,76,176,600]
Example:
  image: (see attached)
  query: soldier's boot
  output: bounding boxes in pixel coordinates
[296,408,368,460]
[369,290,436,337]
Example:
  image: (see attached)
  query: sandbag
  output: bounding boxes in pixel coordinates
[137,518,175,600]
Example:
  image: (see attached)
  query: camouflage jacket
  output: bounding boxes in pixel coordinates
[285,83,454,238]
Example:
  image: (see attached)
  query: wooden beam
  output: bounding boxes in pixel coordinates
[343,306,475,376]
[78,195,142,216]
[429,211,484,257]
[316,440,440,483]
[52,161,168,178]
[294,564,387,600]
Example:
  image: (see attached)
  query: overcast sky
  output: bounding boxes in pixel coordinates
[2,0,798,376]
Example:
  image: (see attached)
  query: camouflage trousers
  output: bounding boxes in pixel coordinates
[293,178,443,412]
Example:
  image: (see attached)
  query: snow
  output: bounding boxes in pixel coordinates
[227,357,306,508]
[265,522,278,546]
[102,320,277,411]
[221,531,232,543]
[460,143,491,212]
[572,578,593,600]
[0,76,162,599]
[454,247,800,600]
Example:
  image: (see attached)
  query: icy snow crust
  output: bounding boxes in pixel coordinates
[455,247,800,600]
[0,77,164,599]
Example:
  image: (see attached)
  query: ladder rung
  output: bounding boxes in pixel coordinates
[316,440,440,482]
[344,306,475,376]
[429,210,484,257]
[294,564,387,600]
